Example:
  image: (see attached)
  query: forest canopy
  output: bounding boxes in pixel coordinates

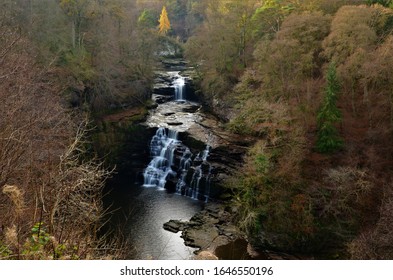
[1,0,393,260]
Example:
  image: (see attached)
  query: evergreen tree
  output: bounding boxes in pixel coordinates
[316,63,343,153]
[158,6,171,35]
[138,9,156,29]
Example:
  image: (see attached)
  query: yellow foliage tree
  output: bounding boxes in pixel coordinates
[158,6,171,35]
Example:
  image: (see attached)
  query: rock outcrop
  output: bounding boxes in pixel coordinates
[163,203,244,254]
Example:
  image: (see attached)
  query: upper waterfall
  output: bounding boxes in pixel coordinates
[173,74,186,101]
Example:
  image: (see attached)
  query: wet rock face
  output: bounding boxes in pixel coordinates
[154,71,176,96]
[145,61,254,202]
[145,64,253,200]
[161,59,188,70]
[145,69,250,198]
[153,70,198,100]
[142,62,252,196]
[145,100,203,133]
[163,203,244,253]
[154,95,173,104]
[141,126,243,200]
[163,220,185,233]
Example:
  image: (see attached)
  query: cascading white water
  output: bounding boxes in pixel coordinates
[191,145,211,200]
[176,145,212,201]
[204,165,212,203]
[143,128,179,188]
[144,127,212,201]
[202,145,210,161]
[175,148,190,194]
[190,166,202,199]
[173,74,186,101]
[180,148,192,170]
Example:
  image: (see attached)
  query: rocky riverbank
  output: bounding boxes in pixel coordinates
[163,203,245,258]
[163,203,304,260]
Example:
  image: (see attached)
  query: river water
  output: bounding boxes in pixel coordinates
[107,176,203,259]
[104,68,212,259]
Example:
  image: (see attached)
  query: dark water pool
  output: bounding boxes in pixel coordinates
[105,176,203,260]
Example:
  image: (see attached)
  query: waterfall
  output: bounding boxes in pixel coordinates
[204,165,212,203]
[190,166,202,199]
[144,128,212,201]
[173,74,186,101]
[202,145,210,161]
[176,144,212,201]
[202,145,212,202]
[143,128,179,188]
[179,148,192,170]
[191,145,212,201]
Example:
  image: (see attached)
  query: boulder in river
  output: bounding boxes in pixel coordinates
[163,220,186,233]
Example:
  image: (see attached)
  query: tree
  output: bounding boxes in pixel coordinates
[321,5,379,65]
[251,0,294,37]
[185,0,256,101]
[251,11,331,102]
[322,4,393,116]
[250,0,320,39]
[361,35,393,128]
[158,6,171,35]
[316,63,343,153]
[59,0,90,49]
[138,9,157,29]
[367,0,392,7]
[165,0,189,39]
[0,23,114,259]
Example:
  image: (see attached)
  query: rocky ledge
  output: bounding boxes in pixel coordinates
[163,203,245,257]
[163,203,303,260]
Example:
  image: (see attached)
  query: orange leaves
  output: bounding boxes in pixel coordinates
[158,6,171,35]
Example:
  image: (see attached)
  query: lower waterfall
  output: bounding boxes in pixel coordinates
[143,127,212,201]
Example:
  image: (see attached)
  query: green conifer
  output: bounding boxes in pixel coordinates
[316,63,343,153]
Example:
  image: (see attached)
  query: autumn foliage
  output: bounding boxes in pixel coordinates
[0,21,115,260]
[158,6,171,35]
[185,1,393,258]
[2,0,393,260]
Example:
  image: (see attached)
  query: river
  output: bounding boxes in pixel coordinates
[103,64,219,259]
[106,175,204,259]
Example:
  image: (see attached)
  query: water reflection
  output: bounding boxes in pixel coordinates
[122,185,203,259]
